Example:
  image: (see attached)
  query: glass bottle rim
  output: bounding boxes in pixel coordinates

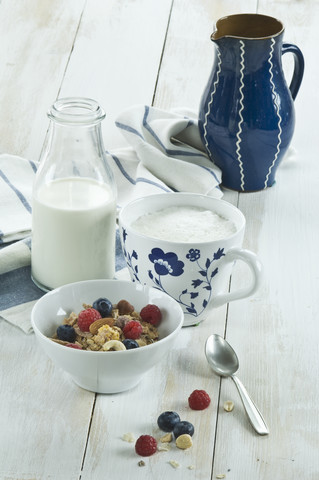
[47,97,106,125]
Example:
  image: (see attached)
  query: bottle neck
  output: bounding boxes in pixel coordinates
[34,98,115,193]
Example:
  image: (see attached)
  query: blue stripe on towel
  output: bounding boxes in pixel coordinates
[200,165,220,184]
[142,106,208,159]
[0,169,32,214]
[115,121,145,140]
[0,266,43,309]
[22,237,32,249]
[109,153,171,193]
[28,159,38,173]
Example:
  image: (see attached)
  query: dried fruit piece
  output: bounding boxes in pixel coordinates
[157,443,171,452]
[160,432,173,443]
[102,340,126,351]
[176,434,193,450]
[122,432,135,443]
[65,343,82,349]
[135,435,157,456]
[223,400,234,412]
[188,389,211,410]
[89,317,114,334]
[117,299,135,315]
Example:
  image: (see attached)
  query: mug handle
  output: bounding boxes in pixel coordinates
[210,247,263,308]
[282,43,305,100]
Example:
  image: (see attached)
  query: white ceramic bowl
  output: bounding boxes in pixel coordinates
[31,279,183,394]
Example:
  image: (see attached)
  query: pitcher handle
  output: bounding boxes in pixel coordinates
[282,43,305,100]
[210,247,263,308]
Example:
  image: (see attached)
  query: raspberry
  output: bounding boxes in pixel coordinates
[77,308,101,332]
[140,304,162,326]
[65,343,82,349]
[135,435,157,456]
[122,320,143,340]
[188,389,211,410]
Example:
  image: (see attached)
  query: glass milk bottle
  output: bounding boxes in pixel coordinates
[31,97,117,291]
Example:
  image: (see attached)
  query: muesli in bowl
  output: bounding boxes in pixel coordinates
[50,298,162,351]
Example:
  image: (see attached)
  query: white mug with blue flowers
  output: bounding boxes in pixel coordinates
[119,193,262,326]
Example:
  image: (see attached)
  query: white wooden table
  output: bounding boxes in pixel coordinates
[0,1,318,479]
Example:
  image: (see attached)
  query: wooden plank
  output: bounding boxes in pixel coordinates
[59,0,174,150]
[0,0,87,162]
[212,1,319,478]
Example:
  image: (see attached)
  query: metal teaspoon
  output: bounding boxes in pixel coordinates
[205,334,269,435]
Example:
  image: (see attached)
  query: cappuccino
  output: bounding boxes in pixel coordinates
[131,206,236,243]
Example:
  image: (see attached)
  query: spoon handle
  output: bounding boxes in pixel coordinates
[231,375,269,435]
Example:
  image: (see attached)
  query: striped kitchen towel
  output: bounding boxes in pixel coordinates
[0,104,222,333]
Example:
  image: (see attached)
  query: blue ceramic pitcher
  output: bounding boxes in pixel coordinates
[198,14,304,192]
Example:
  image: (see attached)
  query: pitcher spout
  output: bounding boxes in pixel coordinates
[210,13,283,42]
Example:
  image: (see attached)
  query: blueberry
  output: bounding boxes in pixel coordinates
[173,420,194,438]
[157,411,181,432]
[56,324,76,343]
[92,297,112,317]
[123,339,139,350]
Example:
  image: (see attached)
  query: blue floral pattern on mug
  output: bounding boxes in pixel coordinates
[121,227,227,319]
[147,246,225,318]
[148,248,184,276]
[121,227,140,282]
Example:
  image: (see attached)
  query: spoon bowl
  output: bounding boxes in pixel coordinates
[205,333,239,377]
[205,334,269,435]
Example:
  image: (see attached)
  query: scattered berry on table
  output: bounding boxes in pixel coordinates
[122,320,143,339]
[56,324,76,342]
[135,435,157,456]
[65,343,82,349]
[140,304,162,326]
[122,339,140,349]
[77,308,102,332]
[92,297,112,317]
[173,420,194,439]
[157,411,181,432]
[188,389,211,410]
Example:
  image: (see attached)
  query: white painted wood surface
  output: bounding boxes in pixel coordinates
[0,0,318,479]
